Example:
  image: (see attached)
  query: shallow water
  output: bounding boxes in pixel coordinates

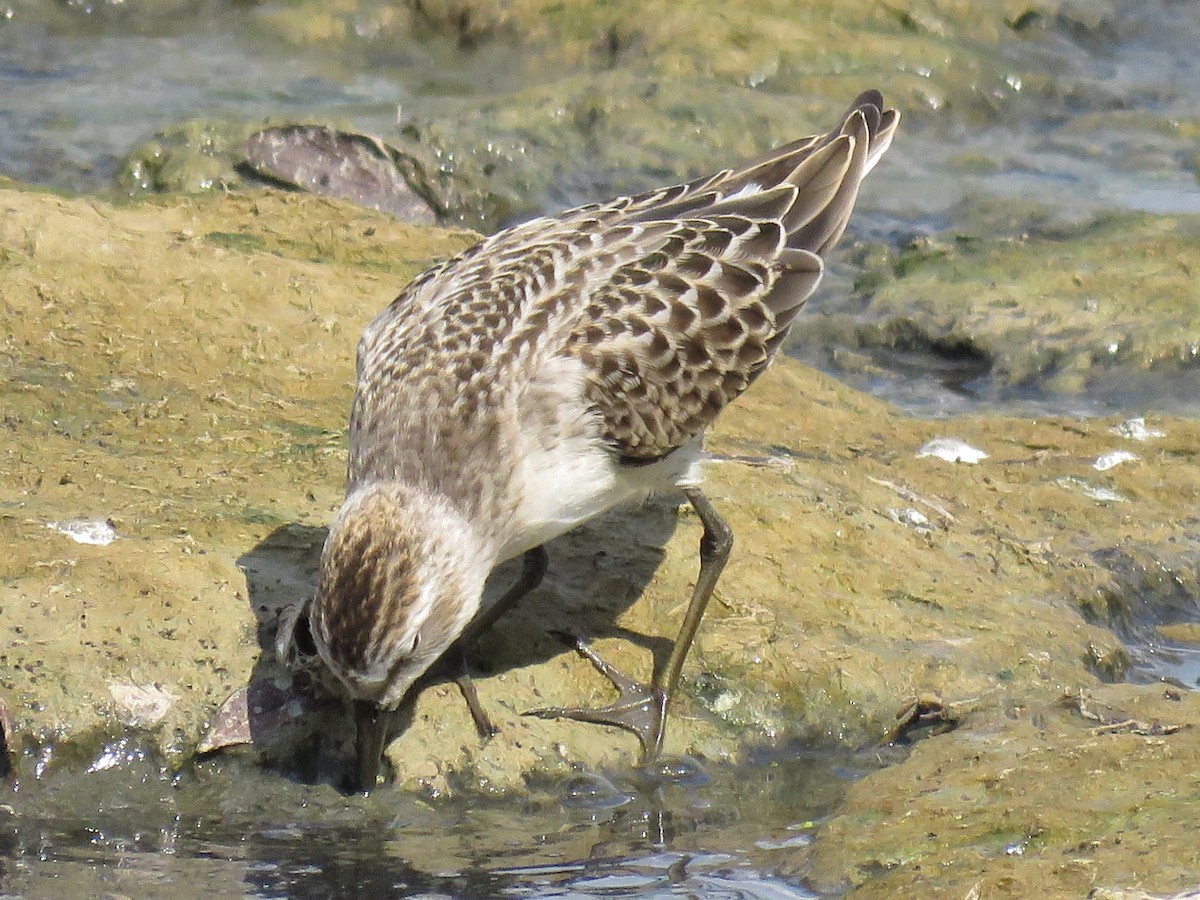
[0,5,531,194]
[3,3,1199,228]
[1,742,879,898]
[1134,641,1200,689]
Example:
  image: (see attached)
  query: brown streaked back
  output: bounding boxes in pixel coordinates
[349,91,899,482]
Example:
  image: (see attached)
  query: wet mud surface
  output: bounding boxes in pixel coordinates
[1,183,1198,895]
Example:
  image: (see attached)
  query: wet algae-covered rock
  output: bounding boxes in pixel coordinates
[1,184,1199,894]
[94,0,1142,232]
[803,684,1200,897]
[116,119,250,196]
[801,214,1200,404]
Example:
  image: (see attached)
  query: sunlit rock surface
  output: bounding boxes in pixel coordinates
[1,183,1198,896]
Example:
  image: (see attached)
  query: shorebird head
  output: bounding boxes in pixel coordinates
[276,481,487,791]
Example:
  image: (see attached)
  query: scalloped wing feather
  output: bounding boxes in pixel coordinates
[351,90,900,477]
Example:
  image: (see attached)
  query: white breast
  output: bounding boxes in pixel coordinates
[497,356,704,563]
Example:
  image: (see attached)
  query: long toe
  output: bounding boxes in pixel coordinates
[524,638,669,764]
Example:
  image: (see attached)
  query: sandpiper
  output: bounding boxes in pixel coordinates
[277,90,899,791]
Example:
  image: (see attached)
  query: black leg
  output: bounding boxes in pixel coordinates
[439,546,549,737]
[449,650,498,738]
[461,546,549,648]
[526,489,733,764]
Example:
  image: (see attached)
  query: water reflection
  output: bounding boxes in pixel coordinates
[0,745,863,898]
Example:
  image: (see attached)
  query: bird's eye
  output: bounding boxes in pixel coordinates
[409,633,421,654]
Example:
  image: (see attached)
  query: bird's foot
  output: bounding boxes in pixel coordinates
[524,634,667,765]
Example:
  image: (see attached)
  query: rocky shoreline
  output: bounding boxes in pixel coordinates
[2,182,1198,895]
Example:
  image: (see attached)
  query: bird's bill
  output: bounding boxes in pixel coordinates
[351,699,389,792]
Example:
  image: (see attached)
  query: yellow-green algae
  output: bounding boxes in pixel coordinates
[803,686,1200,897]
[250,0,1109,110]
[2,183,1199,895]
[812,214,1200,397]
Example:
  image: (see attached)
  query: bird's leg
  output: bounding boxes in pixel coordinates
[435,546,549,737]
[448,663,494,738]
[526,488,733,765]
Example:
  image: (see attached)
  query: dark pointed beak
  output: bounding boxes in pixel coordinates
[350,699,389,792]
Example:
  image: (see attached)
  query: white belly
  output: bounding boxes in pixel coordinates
[497,433,704,563]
